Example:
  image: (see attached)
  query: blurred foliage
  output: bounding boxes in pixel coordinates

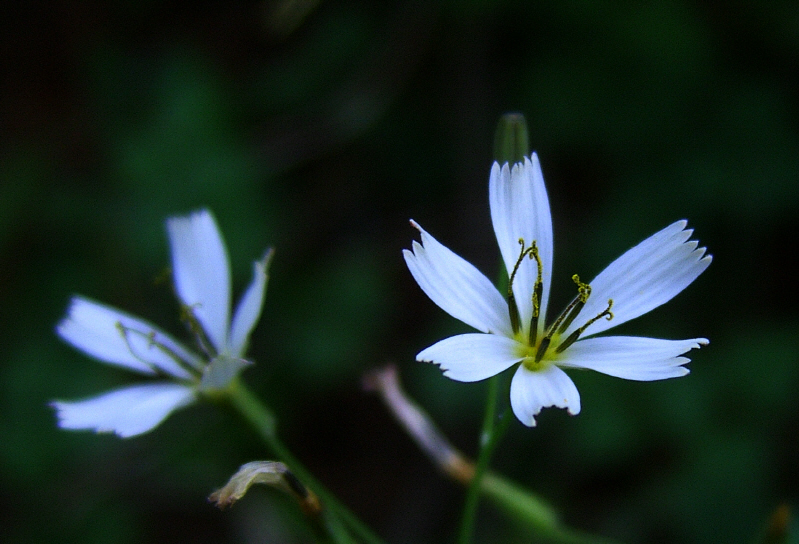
[2,1,799,543]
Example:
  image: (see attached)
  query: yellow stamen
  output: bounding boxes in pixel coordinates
[555,275,591,335]
[555,299,614,353]
[527,241,544,346]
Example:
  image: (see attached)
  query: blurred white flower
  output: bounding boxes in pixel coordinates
[52,210,272,437]
[404,154,711,427]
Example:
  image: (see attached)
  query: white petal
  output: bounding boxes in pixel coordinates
[416,333,521,382]
[228,249,273,357]
[558,336,707,381]
[404,221,512,336]
[57,297,200,379]
[509,364,580,427]
[564,221,711,338]
[489,154,554,337]
[51,383,196,438]
[167,209,231,353]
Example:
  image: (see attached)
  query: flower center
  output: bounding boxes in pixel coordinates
[507,239,614,372]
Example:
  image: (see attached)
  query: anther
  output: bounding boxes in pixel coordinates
[555,299,614,353]
[555,275,591,335]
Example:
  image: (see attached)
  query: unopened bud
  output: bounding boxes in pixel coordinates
[493,113,530,165]
[209,460,321,516]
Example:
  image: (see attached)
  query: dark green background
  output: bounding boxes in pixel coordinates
[2,1,797,543]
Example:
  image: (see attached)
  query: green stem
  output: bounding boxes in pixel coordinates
[226,380,385,544]
[480,472,557,530]
[479,473,622,544]
[458,376,508,544]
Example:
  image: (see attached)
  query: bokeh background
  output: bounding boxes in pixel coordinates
[2,1,798,543]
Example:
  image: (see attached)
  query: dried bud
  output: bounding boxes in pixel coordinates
[209,460,321,516]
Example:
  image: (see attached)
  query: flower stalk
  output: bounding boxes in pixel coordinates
[457,375,507,544]
[365,365,621,543]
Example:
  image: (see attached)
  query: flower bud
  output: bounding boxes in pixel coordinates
[493,112,529,165]
[209,460,321,516]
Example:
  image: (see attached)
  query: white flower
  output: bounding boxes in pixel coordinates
[404,154,711,427]
[52,209,272,437]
